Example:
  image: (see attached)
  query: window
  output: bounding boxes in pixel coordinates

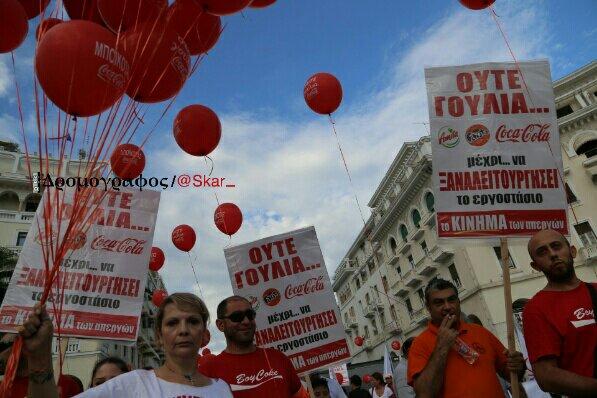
[408,255,415,269]
[390,305,398,321]
[576,139,597,158]
[400,224,409,242]
[16,232,27,246]
[371,319,378,335]
[365,293,371,305]
[349,307,355,317]
[405,298,413,316]
[396,266,402,278]
[344,313,349,325]
[382,276,389,292]
[574,222,597,247]
[412,209,422,228]
[493,247,516,269]
[421,241,428,255]
[364,326,370,339]
[379,308,386,327]
[368,259,375,273]
[389,237,398,255]
[425,192,435,212]
[448,263,462,287]
[355,278,361,289]
[556,104,573,118]
[417,288,425,306]
[565,183,578,204]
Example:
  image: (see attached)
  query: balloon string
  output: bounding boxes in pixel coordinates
[328,114,366,226]
[205,156,215,177]
[186,251,204,299]
[488,6,579,226]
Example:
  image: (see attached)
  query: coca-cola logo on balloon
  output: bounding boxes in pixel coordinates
[97,64,127,89]
[262,288,281,307]
[91,235,146,255]
[495,124,551,143]
[285,276,325,299]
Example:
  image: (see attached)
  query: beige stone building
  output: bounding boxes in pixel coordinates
[0,148,165,387]
[332,61,597,364]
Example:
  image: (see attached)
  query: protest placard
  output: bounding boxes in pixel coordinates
[224,226,350,375]
[0,187,160,341]
[425,60,568,238]
[328,363,349,386]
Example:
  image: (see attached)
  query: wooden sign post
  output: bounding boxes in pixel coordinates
[500,238,520,398]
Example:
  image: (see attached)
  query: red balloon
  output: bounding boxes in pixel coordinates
[172,224,196,252]
[214,203,242,236]
[304,72,343,115]
[167,0,221,55]
[35,21,129,116]
[335,372,343,384]
[97,0,167,33]
[152,289,168,306]
[149,247,165,272]
[354,336,364,347]
[110,143,146,179]
[35,18,62,41]
[173,105,221,156]
[63,0,105,25]
[17,0,49,19]
[391,340,401,351]
[363,374,372,384]
[249,0,276,8]
[121,20,190,103]
[200,0,251,16]
[0,0,29,54]
[459,0,495,10]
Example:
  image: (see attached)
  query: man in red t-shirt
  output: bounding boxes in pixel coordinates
[524,229,597,396]
[200,295,302,398]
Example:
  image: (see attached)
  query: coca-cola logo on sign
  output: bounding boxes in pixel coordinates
[285,276,325,299]
[91,235,146,255]
[495,124,551,143]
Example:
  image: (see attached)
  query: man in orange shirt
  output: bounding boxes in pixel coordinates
[407,278,526,398]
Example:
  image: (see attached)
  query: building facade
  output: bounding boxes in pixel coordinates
[333,61,597,364]
[0,148,165,387]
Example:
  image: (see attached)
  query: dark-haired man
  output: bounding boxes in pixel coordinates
[200,295,302,398]
[348,375,372,398]
[523,229,597,397]
[407,278,526,397]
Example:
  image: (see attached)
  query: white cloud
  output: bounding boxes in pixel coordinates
[0,59,12,98]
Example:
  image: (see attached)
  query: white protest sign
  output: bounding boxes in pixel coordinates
[329,363,349,386]
[224,226,350,375]
[0,187,160,341]
[425,60,568,238]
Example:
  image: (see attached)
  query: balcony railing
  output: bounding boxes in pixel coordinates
[0,210,35,223]
[383,320,402,335]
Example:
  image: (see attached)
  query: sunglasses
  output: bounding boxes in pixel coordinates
[221,309,257,323]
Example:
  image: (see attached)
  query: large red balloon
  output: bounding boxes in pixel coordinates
[172,224,196,252]
[110,143,145,179]
[173,105,221,156]
[200,0,251,16]
[97,0,167,33]
[249,0,276,8]
[363,374,372,384]
[391,340,401,351]
[63,0,105,25]
[149,247,165,271]
[18,0,49,19]
[35,18,62,41]
[354,336,364,347]
[167,0,221,55]
[35,21,129,116]
[459,0,495,10]
[0,0,29,54]
[152,289,168,306]
[121,20,190,103]
[214,203,242,236]
[304,72,343,115]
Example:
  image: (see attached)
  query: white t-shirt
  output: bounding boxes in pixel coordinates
[369,385,394,398]
[76,369,233,398]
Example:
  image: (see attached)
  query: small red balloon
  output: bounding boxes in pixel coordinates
[172,224,196,252]
[35,20,129,116]
[152,289,168,306]
[214,203,242,236]
[304,72,343,115]
[97,0,167,33]
[35,18,62,41]
[149,247,165,272]
[121,20,190,103]
[200,0,251,16]
[0,0,29,54]
[354,336,364,347]
[249,0,276,8]
[110,143,146,179]
[18,0,49,19]
[174,105,221,156]
[335,372,343,384]
[459,0,495,10]
[363,374,372,384]
[63,0,105,25]
[391,340,401,351]
[167,0,221,56]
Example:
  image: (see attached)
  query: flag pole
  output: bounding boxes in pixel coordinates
[500,237,520,398]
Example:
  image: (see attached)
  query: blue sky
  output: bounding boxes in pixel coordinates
[1,0,596,352]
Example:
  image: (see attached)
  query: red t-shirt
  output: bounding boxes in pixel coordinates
[523,282,597,377]
[10,374,81,398]
[200,347,302,398]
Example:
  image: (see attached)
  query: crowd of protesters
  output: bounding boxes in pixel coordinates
[1,229,594,397]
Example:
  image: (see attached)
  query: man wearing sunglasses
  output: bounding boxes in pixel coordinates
[200,295,303,398]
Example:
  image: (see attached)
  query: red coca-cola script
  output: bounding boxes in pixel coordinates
[91,235,146,255]
[284,276,324,299]
[495,123,551,143]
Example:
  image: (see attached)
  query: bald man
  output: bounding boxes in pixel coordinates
[523,229,597,397]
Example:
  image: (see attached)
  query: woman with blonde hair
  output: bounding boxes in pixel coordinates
[17,293,233,397]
